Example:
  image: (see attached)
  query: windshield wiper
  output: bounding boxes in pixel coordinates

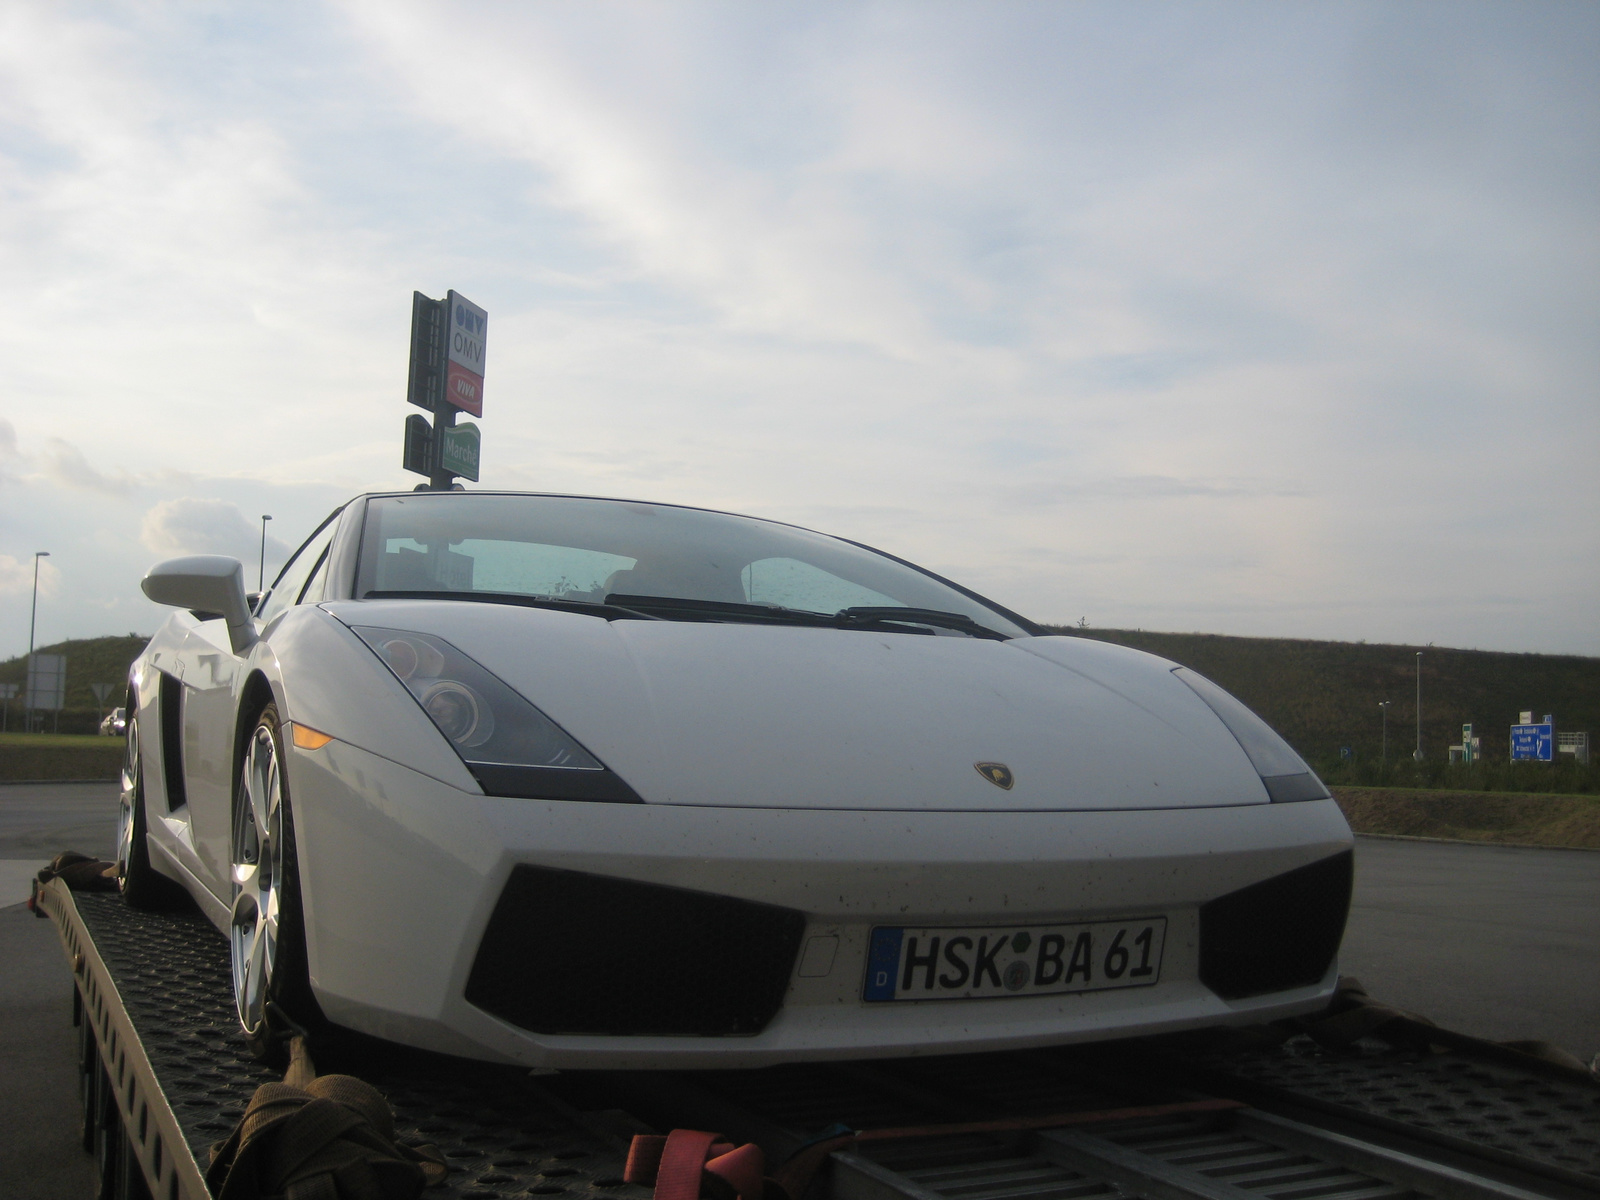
[602,594,833,626]
[363,590,661,621]
[835,606,1010,640]
[604,594,1009,639]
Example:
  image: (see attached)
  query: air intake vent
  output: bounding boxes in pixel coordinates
[465,866,806,1037]
[1199,850,1352,1000]
[158,670,187,812]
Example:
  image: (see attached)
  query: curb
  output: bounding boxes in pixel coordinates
[1354,831,1600,853]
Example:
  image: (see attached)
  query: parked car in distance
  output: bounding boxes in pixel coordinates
[119,490,1354,1069]
[99,707,126,737]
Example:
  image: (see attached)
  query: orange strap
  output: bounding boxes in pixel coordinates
[654,1130,723,1200]
[627,1097,1247,1200]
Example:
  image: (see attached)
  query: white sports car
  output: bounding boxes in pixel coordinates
[120,490,1353,1069]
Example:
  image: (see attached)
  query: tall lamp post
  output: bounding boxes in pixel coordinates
[1413,651,1424,762]
[26,550,50,732]
[1378,700,1391,765]
[258,515,273,591]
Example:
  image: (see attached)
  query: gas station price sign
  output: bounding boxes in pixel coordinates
[445,293,487,417]
[404,288,488,486]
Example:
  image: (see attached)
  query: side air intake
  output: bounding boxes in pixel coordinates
[465,865,806,1037]
[1199,850,1353,1000]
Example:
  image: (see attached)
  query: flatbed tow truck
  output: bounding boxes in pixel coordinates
[37,878,1599,1200]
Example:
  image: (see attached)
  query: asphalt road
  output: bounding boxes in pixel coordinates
[0,782,113,1200]
[1339,835,1600,1061]
[1,783,1596,1196]
[0,781,120,906]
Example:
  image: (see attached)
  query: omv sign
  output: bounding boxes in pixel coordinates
[445,290,487,416]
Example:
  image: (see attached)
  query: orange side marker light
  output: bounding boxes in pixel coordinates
[291,723,334,750]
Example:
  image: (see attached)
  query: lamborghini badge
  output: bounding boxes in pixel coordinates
[975,762,1014,790]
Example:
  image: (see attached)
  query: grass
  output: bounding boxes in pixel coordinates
[1333,786,1600,849]
[0,732,117,748]
[0,730,123,781]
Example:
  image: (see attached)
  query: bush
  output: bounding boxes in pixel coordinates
[1317,755,1596,794]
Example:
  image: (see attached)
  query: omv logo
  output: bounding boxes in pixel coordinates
[454,305,485,336]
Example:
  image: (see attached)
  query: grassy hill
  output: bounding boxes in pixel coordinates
[1040,627,1598,793]
[0,634,150,734]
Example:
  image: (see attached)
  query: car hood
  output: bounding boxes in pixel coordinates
[324,601,1271,812]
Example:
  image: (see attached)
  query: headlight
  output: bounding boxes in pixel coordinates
[351,625,641,803]
[1173,667,1331,803]
[420,679,494,748]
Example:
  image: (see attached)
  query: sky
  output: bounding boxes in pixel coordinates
[1,0,1596,660]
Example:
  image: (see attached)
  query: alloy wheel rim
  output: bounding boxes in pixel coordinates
[231,723,283,1037]
[115,717,139,891]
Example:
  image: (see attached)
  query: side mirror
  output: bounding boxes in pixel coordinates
[142,556,258,654]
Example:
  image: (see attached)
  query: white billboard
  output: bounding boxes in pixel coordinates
[26,652,66,711]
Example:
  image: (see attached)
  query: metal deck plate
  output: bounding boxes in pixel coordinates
[72,891,640,1200]
[1152,1036,1600,1191]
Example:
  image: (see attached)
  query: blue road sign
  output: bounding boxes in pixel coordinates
[1509,723,1553,761]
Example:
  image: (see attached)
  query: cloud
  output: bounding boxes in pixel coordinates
[43,439,139,495]
[139,498,290,563]
[1003,475,1310,507]
[0,418,19,484]
[0,552,59,598]
[344,2,942,356]
[0,4,1596,654]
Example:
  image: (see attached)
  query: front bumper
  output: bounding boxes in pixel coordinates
[288,737,1353,1069]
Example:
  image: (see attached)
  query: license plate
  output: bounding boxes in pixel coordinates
[862,917,1166,1002]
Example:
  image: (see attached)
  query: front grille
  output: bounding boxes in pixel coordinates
[465,865,806,1037]
[1199,850,1352,1000]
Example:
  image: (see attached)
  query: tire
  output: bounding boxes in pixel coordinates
[231,703,323,1060]
[116,713,186,909]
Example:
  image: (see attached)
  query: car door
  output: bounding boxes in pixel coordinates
[180,513,341,895]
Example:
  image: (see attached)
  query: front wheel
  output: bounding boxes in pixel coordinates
[231,704,322,1060]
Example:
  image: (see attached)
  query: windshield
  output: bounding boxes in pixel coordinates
[353,493,1029,638]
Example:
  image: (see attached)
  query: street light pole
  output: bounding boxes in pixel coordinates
[258,515,273,591]
[1379,700,1391,765]
[26,550,49,732]
[1413,651,1424,762]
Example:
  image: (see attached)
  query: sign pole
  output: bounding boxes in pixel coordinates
[1413,651,1423,762]
[26,551,48,732]
[430,400,457,490]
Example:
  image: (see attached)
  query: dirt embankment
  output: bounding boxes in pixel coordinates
[1333,786,1600,849]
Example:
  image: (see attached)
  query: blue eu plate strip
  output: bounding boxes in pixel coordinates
[863,927,904,1002]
